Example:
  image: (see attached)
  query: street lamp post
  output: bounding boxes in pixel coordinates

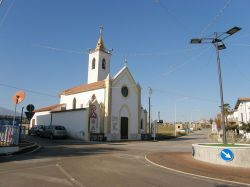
[191,26,241,145]
[148,87,152,134]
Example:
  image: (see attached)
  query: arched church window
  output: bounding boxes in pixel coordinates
[92,58,96,69]
[73,98,76,109]
[141,119,143,129]
[102,58,106,70]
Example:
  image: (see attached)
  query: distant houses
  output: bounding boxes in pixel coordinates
[228,98,250,124]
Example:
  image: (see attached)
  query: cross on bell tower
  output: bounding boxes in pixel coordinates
[87,27,112,84]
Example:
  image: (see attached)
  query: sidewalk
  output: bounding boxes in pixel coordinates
[146,152,250,186]
[0,139,39,156]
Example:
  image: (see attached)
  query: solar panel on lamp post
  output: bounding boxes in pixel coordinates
[190,27,241,145]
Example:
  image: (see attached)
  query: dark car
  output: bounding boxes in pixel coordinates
[28,125,45,136]
[40,125,67,139]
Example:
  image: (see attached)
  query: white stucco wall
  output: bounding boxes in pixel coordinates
[237,102,250,123]
[60,88,105,110]
[88,51,111,84]
[30,111,51,128]
[52,109,89,141]
[110,71,139,140]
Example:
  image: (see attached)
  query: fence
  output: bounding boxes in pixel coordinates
[0,125,20,146]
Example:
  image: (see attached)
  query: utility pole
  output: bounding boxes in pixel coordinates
[191,26,241,145]
[148,87,152,134]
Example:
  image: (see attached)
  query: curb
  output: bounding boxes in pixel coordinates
[0,141,40,156]
[145,154,250,187]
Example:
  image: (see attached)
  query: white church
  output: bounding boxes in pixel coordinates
[30,30,148,141]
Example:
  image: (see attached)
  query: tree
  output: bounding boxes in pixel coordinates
[214,113,222,129]
[219,103,233,127]
[241,123,250,133]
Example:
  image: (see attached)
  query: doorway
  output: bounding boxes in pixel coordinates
[120,117,128,139]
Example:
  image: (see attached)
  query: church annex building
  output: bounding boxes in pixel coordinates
[30,31,147,141]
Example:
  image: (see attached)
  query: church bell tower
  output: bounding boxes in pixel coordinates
[87,27,112,84]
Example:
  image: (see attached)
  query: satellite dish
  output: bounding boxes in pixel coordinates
[12,91,25,104]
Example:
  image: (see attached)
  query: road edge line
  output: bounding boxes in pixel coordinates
[145,154,250,187]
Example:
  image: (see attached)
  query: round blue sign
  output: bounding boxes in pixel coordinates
[220,149,234,161]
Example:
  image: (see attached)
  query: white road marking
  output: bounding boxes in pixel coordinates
[23,145,41,155]
[144,154,250,187]
[56,164,86,187]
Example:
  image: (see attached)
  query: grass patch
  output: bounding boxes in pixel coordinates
[157,125,175,136]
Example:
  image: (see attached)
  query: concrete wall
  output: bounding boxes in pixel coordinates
[192,143,250,168]
[52,109,89,141]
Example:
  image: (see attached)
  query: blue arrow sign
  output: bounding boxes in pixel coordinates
[220,149,234,161]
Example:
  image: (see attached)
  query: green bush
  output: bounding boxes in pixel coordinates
[240,123,250,132]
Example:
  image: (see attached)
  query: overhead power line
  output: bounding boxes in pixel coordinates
[0,0,15,28]
[154,0,192,32]
[152,88,218,103]
[200,0,231,37]
[0,83,58,98]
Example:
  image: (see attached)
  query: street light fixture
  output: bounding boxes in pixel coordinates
[190,26,241,145]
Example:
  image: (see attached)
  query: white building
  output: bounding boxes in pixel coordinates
[31,31,147,141]
[228,98,250,124]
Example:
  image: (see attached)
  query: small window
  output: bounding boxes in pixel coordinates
[102,58,106,69]
[73,98,76,109]
[92,58,96,69]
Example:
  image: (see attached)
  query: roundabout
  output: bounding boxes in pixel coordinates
[192,143,250,168]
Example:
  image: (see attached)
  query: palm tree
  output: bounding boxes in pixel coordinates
[220,103,233,127]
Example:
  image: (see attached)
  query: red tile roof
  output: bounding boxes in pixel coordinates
[60,80,106,96]
[34,104,65,112]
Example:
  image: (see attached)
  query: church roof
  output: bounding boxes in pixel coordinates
[60,80,106,96]
[95,35,106,52]
[34,103,65,112]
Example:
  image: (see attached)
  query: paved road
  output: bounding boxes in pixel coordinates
[0,129,245,187]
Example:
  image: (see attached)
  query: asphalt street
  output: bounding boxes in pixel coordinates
[0,129,246,187]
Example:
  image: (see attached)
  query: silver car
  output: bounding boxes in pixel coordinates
[41,125,67,139]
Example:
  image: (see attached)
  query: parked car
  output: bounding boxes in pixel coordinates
[28,125,45,136]
[40,125,67,139]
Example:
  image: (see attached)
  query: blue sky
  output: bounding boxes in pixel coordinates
[0,0,249,122]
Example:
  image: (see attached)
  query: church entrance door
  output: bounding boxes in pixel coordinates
[120,117,128,139]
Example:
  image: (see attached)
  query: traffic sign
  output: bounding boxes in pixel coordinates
[25,111,34,121]
[26,104,35,112]
[220,148,234,161]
